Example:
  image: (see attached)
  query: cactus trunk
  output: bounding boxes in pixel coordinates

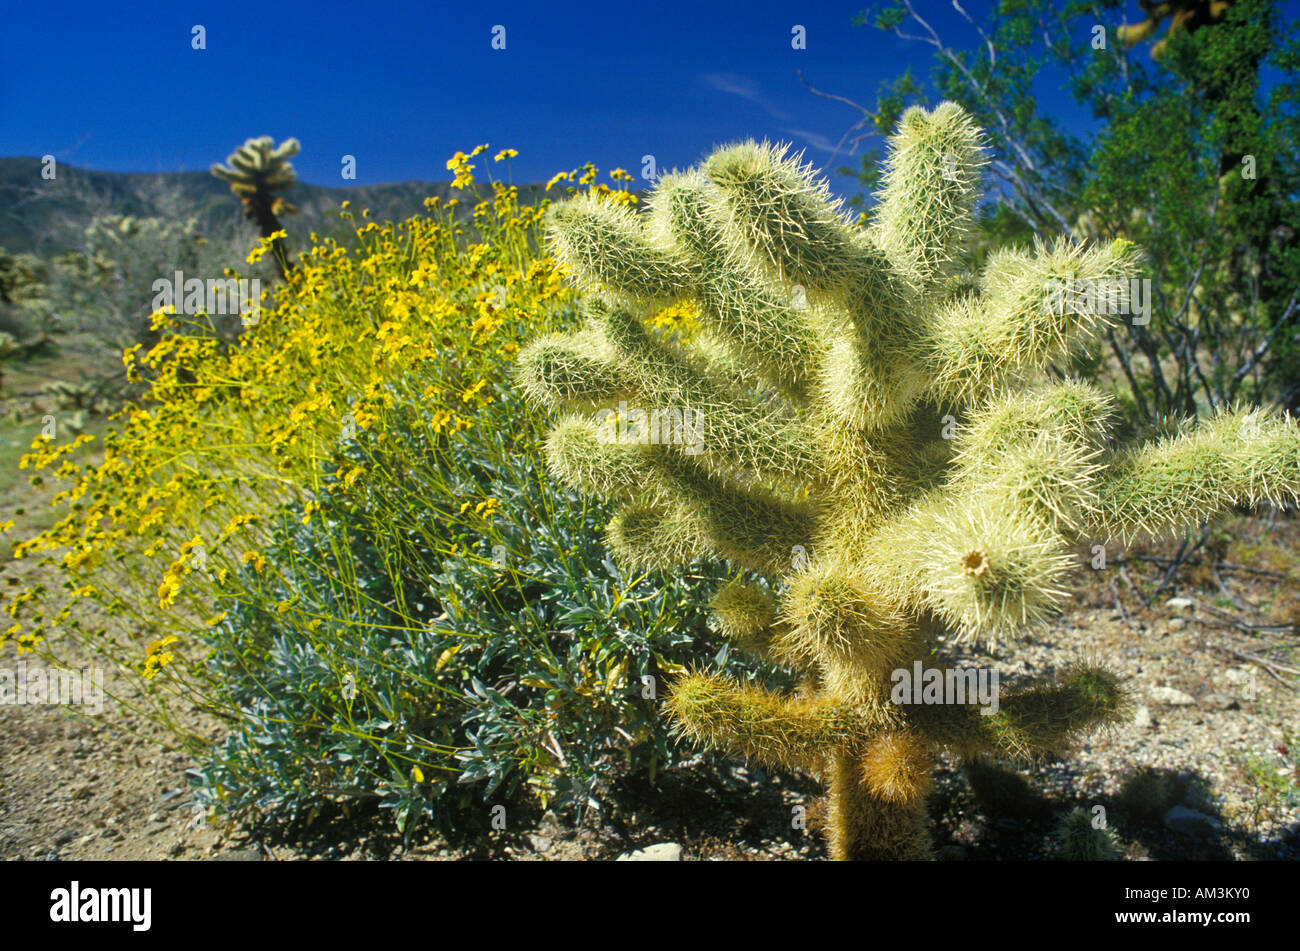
[829,750,932,861]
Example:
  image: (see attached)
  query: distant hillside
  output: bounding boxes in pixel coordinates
[0,157,552,256]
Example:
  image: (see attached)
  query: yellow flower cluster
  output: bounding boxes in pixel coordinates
[446,144,488,190]
[0,149,635,705]
[142,635,179,680]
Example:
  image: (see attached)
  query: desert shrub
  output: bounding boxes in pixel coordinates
[193,390,778,833]
[7,147,569,661]
[5,148,771,834]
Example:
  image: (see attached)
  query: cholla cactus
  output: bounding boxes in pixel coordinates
[1117,0,1236,57]
[0,332,20,393]
[1054,808,1123,861]
[518,102,1300,860]
[211,136,300,278]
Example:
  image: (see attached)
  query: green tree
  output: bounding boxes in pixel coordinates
[821,0,1300,423]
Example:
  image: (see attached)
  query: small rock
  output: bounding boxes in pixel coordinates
[1167,617,1187,632]
[1150,686,1196,706]
[212,849,263,861]
[1133,704,1153,729]
[1162,805,1221,837]
[1201,693,1239,711]
[527,834,552,853]
[1165,597,1195,610]
[616,842,683,862]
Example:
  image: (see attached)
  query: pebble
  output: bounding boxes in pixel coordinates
[1200,693,1239,711]
[1165,597,1195,610]
[1133,705,1153,729]
[212,849,262,861]
[616,842,682,862]
[1149,686,1196,706]
[1162,805,1222,837]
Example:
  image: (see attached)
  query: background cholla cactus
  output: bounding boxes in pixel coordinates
[211,136,300,279]
[1054,808,1123,861]
[0,331,21,393]
[518,102,1300,860]
[1117,0,1236,57]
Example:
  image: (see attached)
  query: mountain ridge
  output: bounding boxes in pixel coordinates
[0,156,553,256]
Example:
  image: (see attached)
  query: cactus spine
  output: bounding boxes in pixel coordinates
[518,102,1300,860]
[211,136,300,279]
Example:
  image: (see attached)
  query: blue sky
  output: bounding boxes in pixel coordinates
[1,1,1294,200]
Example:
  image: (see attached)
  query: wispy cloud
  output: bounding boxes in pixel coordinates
[701,72,790,121]
[782,128,838,155]
[702,74,839,157]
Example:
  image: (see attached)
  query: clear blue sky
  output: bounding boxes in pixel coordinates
[1,0,1293,199]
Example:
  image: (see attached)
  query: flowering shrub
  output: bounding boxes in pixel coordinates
[8,149,557,669]
[194,390,777,833]
[6,149,778,833]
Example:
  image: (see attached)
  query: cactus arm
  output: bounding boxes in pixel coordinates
[665,671,880,771]
[923,239,1145,406]
[1090,408,1300,542]
[546,193,690,303]
[870,102,986,289]
[648,171,821,394]
[703,141,861,292]
[906,663,1128,761]
[516,326,634,411]
[653,458,816,578]
[708,579,786,659]
[606,499,710,571]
